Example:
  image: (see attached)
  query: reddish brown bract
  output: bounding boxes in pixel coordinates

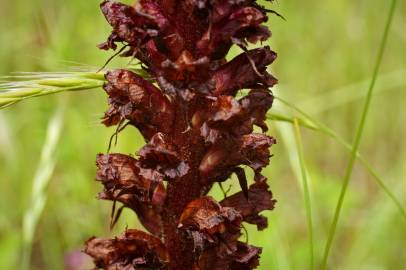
[86,0,279,269]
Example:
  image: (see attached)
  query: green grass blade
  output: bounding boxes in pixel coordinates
[21,108,64,270]
[320,1,398,268]
[270,98,406,222]
[268,112,318,130]
[310,123,406,223]
[293,118,314,269]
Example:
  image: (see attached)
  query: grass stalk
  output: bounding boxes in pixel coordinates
[320,1,398,268]
[21,108,64,270]
[268,109,406,221]
[293,118,314,269]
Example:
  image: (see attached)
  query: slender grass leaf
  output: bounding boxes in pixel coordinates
[269,97,406,222]
[320,1,398,268]
[21,107,64,270]
[293,118,314,269]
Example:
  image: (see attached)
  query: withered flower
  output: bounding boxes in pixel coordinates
[85,229,169,269]
[86,0,279,269]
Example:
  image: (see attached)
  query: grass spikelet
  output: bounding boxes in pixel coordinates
[0,72,105,109]
[0,66,147,109]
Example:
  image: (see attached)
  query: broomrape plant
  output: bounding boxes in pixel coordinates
[81,0,279,269]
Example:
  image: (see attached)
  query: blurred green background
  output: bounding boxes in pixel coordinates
[0,0,405,269]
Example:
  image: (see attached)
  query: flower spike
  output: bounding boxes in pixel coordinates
[86,0,280,268]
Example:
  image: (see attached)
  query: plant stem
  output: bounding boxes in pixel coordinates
[320,1,398,268]
[293,118,314,269]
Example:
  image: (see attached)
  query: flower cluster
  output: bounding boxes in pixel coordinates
[85,0,279,269]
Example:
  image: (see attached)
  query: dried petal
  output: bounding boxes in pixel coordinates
[139,133,179,165]
[199,134,275,184]
[102,69,174,139]
[197,6,268,58]
[212,47,277,96]
[99,1,152,50]
[139,132,190,179]
[239,89,274,132]
[85,229,169,270]
[96,153,164,203]
[96,153,166,235]
[178,196,246,266]
[196,241,261,270]
[179,196,241,235]
[230,242,262,269]
[204,89,273,135]
[99,0,180,53]
[209,96,243,126]
[239,133,276,171]
[221,179,276,230]
[98,191,163,236]
[198,146,231,181]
